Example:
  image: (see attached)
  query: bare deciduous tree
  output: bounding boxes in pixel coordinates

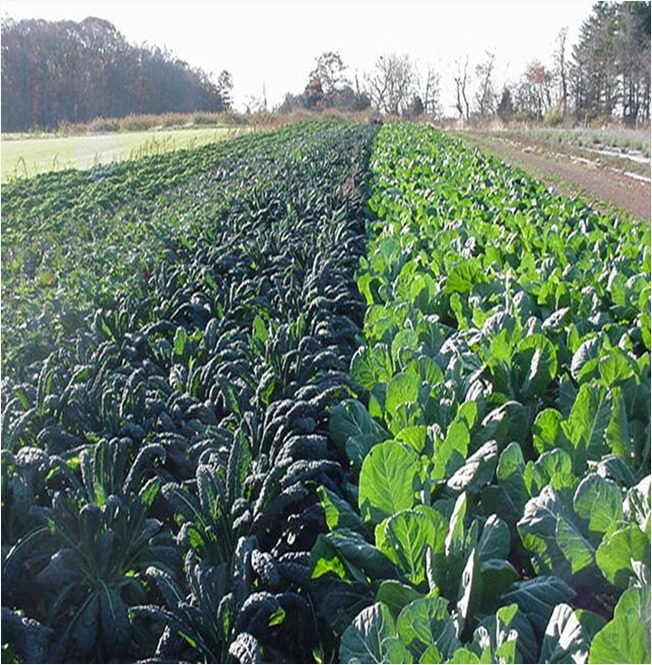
[420,64,441,118]
[474,51,496,118]
[453,57,470,120]
[554,27,569,117]
[364,53,416,115]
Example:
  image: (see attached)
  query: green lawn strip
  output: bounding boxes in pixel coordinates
[312,123,651,664]
[1,126,249,181]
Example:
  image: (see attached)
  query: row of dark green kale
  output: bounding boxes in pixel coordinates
[2,121,650,664]
[2,121,380,663]
[2,122,334,376]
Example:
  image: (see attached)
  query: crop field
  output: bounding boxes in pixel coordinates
[1,121,650,664]
[1,126,249,182]
[507,126,651,158]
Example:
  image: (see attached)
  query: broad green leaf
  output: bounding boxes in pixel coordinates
[486,327,513,362]
[532,409,572,457]
[359,441,420,522]
[311,530,394,584]
[409,272,437,314]
[376,580,423,616]
[397,596,460,660]
[500,576,575,638]
[540,604,604,664]
[558,373,578,417]
[396,426,427,453]
[358,273,383,307]
[376,508,447,586]
[477,401,528,448]
[477,514,511,561]
[391,329,420,367]
[385,372,421,414]
[570,337,601,382]
[406,355,444,386]
[512,334,558,399]
[596,454,639,488]
[382,637,414,663]
[479,559,519,599]
[445,260,487,295]
[425,493,470,599]
[448,647,481,664]
[567,382,612,462]
[317,486,364,531]
[340,602,396,664]
[598,348,637,386]
[624,475,651,537]
[329,399,388,470]
[496,442,529,516]
[446,440,498,495]
[351,344,394,390]
[641,312,651,350]
[573,474,623,538]
[605,386,631,460]
[445,493,468,561]
[472,603,522,664]
[595,524,650,588]
[524,448,575,496]
[456,400,479,431]
[555,515,595,575]
[457,548,482,625]
[542,307,571,331]
[517,486,570,577]
[330,399,388,448]
[431,421,469,481]
[588,586,651,664]
[347,434,389,469]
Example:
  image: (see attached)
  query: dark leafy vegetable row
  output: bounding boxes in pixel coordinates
[2,121,338,377]
[311,123,651,664]
[2,121,379,663]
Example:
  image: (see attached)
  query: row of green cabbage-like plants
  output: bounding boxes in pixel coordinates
[2,121,379,663]
[312,123,651,664]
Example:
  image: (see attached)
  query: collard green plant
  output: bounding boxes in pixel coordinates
[313,123,651,664]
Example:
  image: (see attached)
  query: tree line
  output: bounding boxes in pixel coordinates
[1,16,233,131]
[280,2,649,125]
[1,2,649,132]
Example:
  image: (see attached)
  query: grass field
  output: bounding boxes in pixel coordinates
[0,125,249,181]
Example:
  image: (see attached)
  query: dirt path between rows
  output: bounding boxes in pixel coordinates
[459,133,651,222]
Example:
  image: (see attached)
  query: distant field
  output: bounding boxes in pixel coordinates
[516,125,651,156]
[480,125,651,159]
[1,125,249,181]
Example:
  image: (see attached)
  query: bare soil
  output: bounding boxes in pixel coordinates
[457,132,651,222]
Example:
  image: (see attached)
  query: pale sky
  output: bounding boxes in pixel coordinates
[2,0,595,114]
